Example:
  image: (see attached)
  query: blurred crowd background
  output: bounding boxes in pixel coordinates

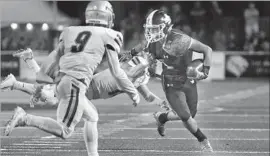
[1,1,269,53]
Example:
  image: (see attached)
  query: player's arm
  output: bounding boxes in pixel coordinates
[106,45,140,105]
[188,38,212,78]
[36,40,64,84]
[137,84,159,102]
[125,63,148,78]
[137,84,170,110]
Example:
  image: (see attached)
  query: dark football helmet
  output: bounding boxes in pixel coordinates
[144,10,172,43]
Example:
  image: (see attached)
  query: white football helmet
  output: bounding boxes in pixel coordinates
[85,1,115,28]
[144,10,172,43]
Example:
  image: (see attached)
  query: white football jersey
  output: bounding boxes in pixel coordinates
[59,26,123,86]
[127,56,150,88]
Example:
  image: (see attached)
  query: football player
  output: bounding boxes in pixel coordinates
[0,48,168,109]
[4,2,140,156]
[129,10,213,152]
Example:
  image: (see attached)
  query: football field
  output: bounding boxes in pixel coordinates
[0,79,269,156]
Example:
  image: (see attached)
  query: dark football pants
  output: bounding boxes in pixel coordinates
[164,80,198,121]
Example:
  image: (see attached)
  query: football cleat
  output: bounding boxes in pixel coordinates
[153,112,166,137]
[13,48,33,62]
[200,139,214,152]
[0,74,16,91]
[5,107,26,136]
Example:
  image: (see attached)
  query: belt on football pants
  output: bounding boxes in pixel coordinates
[56,72,87,86]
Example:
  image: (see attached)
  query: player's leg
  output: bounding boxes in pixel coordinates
[166,86,212,152]
[155,80,198,122]
[82,98,99,156]
[13,48,41,73]
[5,106,64,138]
[184,81,213,151]
[0,74,36,94]
[5,76,82,139]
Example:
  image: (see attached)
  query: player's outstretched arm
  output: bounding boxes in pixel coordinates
[106,45,140,105]
[36,41,64,84]
[188,38,212,79]
[137,84,159,102]
[137,84,170,110]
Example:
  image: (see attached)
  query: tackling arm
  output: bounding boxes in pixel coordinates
[137,84,170,110]
[137,84,159,102]
[36,41,64,84]
[106,45,140,105]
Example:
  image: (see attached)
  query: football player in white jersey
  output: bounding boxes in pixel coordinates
[4,2,140,156]
[1,48,168,109]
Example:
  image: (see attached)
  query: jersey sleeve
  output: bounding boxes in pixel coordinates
[104,29,123,54]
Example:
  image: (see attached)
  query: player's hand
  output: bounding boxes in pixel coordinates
[197,66,210,80]
[132,93,140,107]
[155,100,171,111]
[30,84,44,107]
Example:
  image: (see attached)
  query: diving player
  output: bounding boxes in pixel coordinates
[1,48,168,109]
[129,10,213,152]
[4,2,140,156]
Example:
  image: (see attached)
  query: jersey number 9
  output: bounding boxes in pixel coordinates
[71,31,92,53]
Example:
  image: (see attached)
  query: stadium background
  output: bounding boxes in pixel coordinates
[1,1,269,81]
[0,1,269,156]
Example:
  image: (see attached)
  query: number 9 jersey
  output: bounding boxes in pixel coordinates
[59,26,123,87]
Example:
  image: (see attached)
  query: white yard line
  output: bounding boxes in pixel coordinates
[1,148,269,154]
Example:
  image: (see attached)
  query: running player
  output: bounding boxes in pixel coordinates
[129,10,213,152]
[1,48,168,109]
[4,2,140,156]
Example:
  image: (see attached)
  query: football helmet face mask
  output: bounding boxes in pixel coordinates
[85,1,115,28]
[144,10,172,43]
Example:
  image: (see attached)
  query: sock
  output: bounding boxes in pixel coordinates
[26,59,41,73]
[83,121,99,156]
[158,112,169,124]
[13,81,36,94]
[192,128,207,142]
[25,114,63,138]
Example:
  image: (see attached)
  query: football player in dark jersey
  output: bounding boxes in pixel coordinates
[129,10,213,152]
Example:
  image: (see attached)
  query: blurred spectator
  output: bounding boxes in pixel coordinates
[227,32,239,51]
[181,24,192,36]
[210,1,223,31]
[125,31,142,50]
[244,2,260,41]
[255,31,269,51]
[160,5,169,13]
[120,10,141,44]
[171,3,188,27]
[244,32,259,52]
[261,41,270,52]
[213,29,226,51]
[190,1,206,31]
[1,24,49,51]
